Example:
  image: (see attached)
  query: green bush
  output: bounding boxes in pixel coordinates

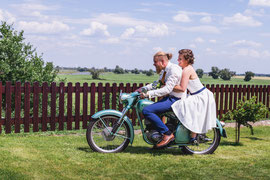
[222,96,268,143]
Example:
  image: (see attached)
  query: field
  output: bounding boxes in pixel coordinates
[0,126,270,179]
[57,72,270,86]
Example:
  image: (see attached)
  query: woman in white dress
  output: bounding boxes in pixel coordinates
[171,49,216,142]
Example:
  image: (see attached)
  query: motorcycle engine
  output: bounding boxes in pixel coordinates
[144,119,162,144]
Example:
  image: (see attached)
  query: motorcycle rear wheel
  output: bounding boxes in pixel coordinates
[86,115,131,153]
[181,127,221,154]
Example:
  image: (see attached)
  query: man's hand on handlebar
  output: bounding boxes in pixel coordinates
[140,92,149,99]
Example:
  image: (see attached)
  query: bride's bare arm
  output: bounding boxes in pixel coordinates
[173,68,190,92]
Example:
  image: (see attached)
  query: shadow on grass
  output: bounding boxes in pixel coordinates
[219,141,244,146]
[78,146,187,156]
[242,136,264,141]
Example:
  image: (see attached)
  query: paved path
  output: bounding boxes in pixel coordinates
[223,120,270,128]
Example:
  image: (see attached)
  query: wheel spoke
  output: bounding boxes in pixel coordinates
[87,115,130,153]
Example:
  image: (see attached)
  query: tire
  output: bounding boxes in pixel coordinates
[181,127,221,155]
[86,115,131,153]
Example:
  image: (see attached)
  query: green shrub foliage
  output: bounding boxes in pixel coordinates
[222,96,269,143]
[244,71,255,81]
[0,22,60,85]
[196,68,204,78]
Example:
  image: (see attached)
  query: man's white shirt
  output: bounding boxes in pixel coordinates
[143,62,186,99]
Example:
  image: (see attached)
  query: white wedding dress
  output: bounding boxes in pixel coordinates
[171,78,216,133]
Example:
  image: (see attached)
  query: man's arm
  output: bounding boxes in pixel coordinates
[147,68,182,98]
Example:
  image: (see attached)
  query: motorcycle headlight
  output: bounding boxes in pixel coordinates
[119,91,129,104]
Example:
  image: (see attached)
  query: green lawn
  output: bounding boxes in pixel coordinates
[1,126,270,179]
[57,72,270,86]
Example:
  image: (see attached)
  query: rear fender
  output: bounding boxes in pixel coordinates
[216,119,227,138]
[91,109,135,144]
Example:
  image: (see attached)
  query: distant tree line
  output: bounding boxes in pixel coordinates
[56,65,264,82]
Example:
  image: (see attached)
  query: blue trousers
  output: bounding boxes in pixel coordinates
[142,96,180,134]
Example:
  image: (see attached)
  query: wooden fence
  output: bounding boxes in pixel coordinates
[0,81,269,134]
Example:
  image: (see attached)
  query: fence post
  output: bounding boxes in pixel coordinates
[33,82,40,132]
[75,82,80,129]
[14,82,21,133]
[0,82,2,134]
[5,82,11,134]
[50,82,56,131]
[67,82,73,130]
[42,82,48,132]
[59,82,65,130]
[83,83,88,129]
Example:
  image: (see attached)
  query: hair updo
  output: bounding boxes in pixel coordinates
[154,51,172,61]
[178,49,195,65]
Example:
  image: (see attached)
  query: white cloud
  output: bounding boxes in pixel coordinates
[99,37,120,44]
[11,3,59,11]
[173,13,191,22]
[244,9,265,16]
[209,39,217,43]
[200,16,212,23]
[180,25,220,34]
[80,21,110,37]
[148,24,169,36]
[18,20,70,34]
[189,44,197,48]
[194,37,204,43]
[230,40,262,47]
[0,9,16,23]
[153,47,163,53]
[121,28,135,39]
[93,13,152,27]
[223,13,262,27]
[249,0,270,7]
[234,48,269,58]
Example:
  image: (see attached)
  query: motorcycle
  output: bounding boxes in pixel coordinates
[86,90,227,154]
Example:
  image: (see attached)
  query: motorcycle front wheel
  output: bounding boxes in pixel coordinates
[181,127,221,155]
[86,115,131,153]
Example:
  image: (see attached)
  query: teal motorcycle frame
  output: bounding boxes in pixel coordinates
[86,91,227,154]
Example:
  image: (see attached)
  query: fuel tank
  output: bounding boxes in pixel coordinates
[136,99,154,113]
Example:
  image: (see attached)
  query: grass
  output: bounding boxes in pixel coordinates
[1,126,270,179]
[57,72,270,86]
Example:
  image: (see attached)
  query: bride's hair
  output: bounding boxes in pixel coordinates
[178,49,195,64]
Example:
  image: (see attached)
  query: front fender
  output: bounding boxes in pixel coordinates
[91,109,135,144]
[216,119,227,138]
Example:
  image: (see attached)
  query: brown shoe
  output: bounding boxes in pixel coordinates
[156,134,175,148]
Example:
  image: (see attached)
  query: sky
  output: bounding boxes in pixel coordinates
[0,0,270,74]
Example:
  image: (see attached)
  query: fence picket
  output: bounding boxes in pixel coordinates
[5,82,11,133]
[98,83,103,112]
[67,83,73,130]
[0,82,2,134]
[33,82,40,132]
[75,83,80,129]
[83,83,88,129]
[50,82,56,131]
[42,82,48,131]
[58,82,65,130]
[112,83,117,110]
[15,82,21,133]
[105,83,110,109]
[90,83,96,117]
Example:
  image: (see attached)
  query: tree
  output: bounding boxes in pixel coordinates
[146,69,154,76]
[219,68,234,80]
[113,65,125,74]
[132,68,140,74]
[196,69,204,78]
[222,96,268,143]
[244,71,255,81]
[209,66,220,79]
[89,68,104,79]
[0,21,64,117]
[0,21,62,85]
